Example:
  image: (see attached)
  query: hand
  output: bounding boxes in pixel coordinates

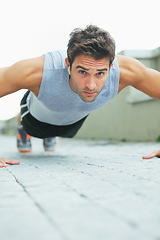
[0,157,20,168]
[142,150,160,159]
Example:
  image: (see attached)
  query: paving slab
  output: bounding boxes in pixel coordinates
[0,135,160,240]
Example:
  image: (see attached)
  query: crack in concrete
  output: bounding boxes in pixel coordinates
[6,168,69,240]
[28,163,141,231]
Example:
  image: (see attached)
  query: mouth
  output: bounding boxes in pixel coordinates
[83,91,97,96]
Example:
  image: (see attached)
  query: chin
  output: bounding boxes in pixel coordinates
[80,96,97,103]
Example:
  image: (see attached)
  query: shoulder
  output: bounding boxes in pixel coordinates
[16,55,45,86]
[45,50,67,69]
[5,55,45,82]
[115,55,147,92]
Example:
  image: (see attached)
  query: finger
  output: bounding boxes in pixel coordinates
[0,162,7,168]
[5,159,20,165]
[0,157,20,166]
[142,153,156,159]
[0,159,7,167]
[142,150,160,159]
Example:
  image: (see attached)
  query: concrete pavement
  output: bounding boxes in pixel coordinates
[0,135,160,240]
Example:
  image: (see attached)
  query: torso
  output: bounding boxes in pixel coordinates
[28,50,120,125]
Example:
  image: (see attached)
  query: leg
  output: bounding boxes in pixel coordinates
[17,112,21,126]
[43,137,59,152]
[16,92,32,153]
[20,90,88,152]
[17,111,58,152]
[42,116,88,152]
[16,121,32,153]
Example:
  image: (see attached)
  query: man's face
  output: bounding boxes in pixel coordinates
[66,55,111,103]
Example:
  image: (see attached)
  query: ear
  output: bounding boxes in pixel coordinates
[65,58,70,68]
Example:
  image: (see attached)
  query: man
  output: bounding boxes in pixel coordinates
[0,25,160,168]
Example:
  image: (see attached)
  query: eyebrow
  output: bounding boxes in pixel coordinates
[76,66,89,71]
[97,68,108,72]
[76,66,108,71]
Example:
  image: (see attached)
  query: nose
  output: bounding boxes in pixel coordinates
[85,77,96,91]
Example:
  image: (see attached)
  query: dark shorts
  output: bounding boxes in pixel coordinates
[20,91,88,139]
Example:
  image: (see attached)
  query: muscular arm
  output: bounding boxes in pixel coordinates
[116,55,160,99]
[0,56,44,167]
[0,55,45,98]
[116,55,160,159]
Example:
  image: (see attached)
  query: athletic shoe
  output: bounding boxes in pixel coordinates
[17,125,32,153]
[43,137,59,152]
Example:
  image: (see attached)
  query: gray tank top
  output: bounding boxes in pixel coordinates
[28,50,119,125]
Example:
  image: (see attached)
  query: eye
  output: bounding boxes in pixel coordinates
[96,72,104,76]
[79,70,87,75]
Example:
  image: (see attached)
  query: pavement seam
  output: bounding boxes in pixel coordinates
[6,168,70,240]
[31,163,139,230]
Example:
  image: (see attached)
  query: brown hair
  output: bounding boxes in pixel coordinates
[67,25,116,67]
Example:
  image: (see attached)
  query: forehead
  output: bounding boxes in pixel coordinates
[73,54,110,68]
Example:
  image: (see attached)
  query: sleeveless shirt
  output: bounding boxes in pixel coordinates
[28,50,119,126]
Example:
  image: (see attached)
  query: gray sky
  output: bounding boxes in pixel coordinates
[0,0,159,119]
